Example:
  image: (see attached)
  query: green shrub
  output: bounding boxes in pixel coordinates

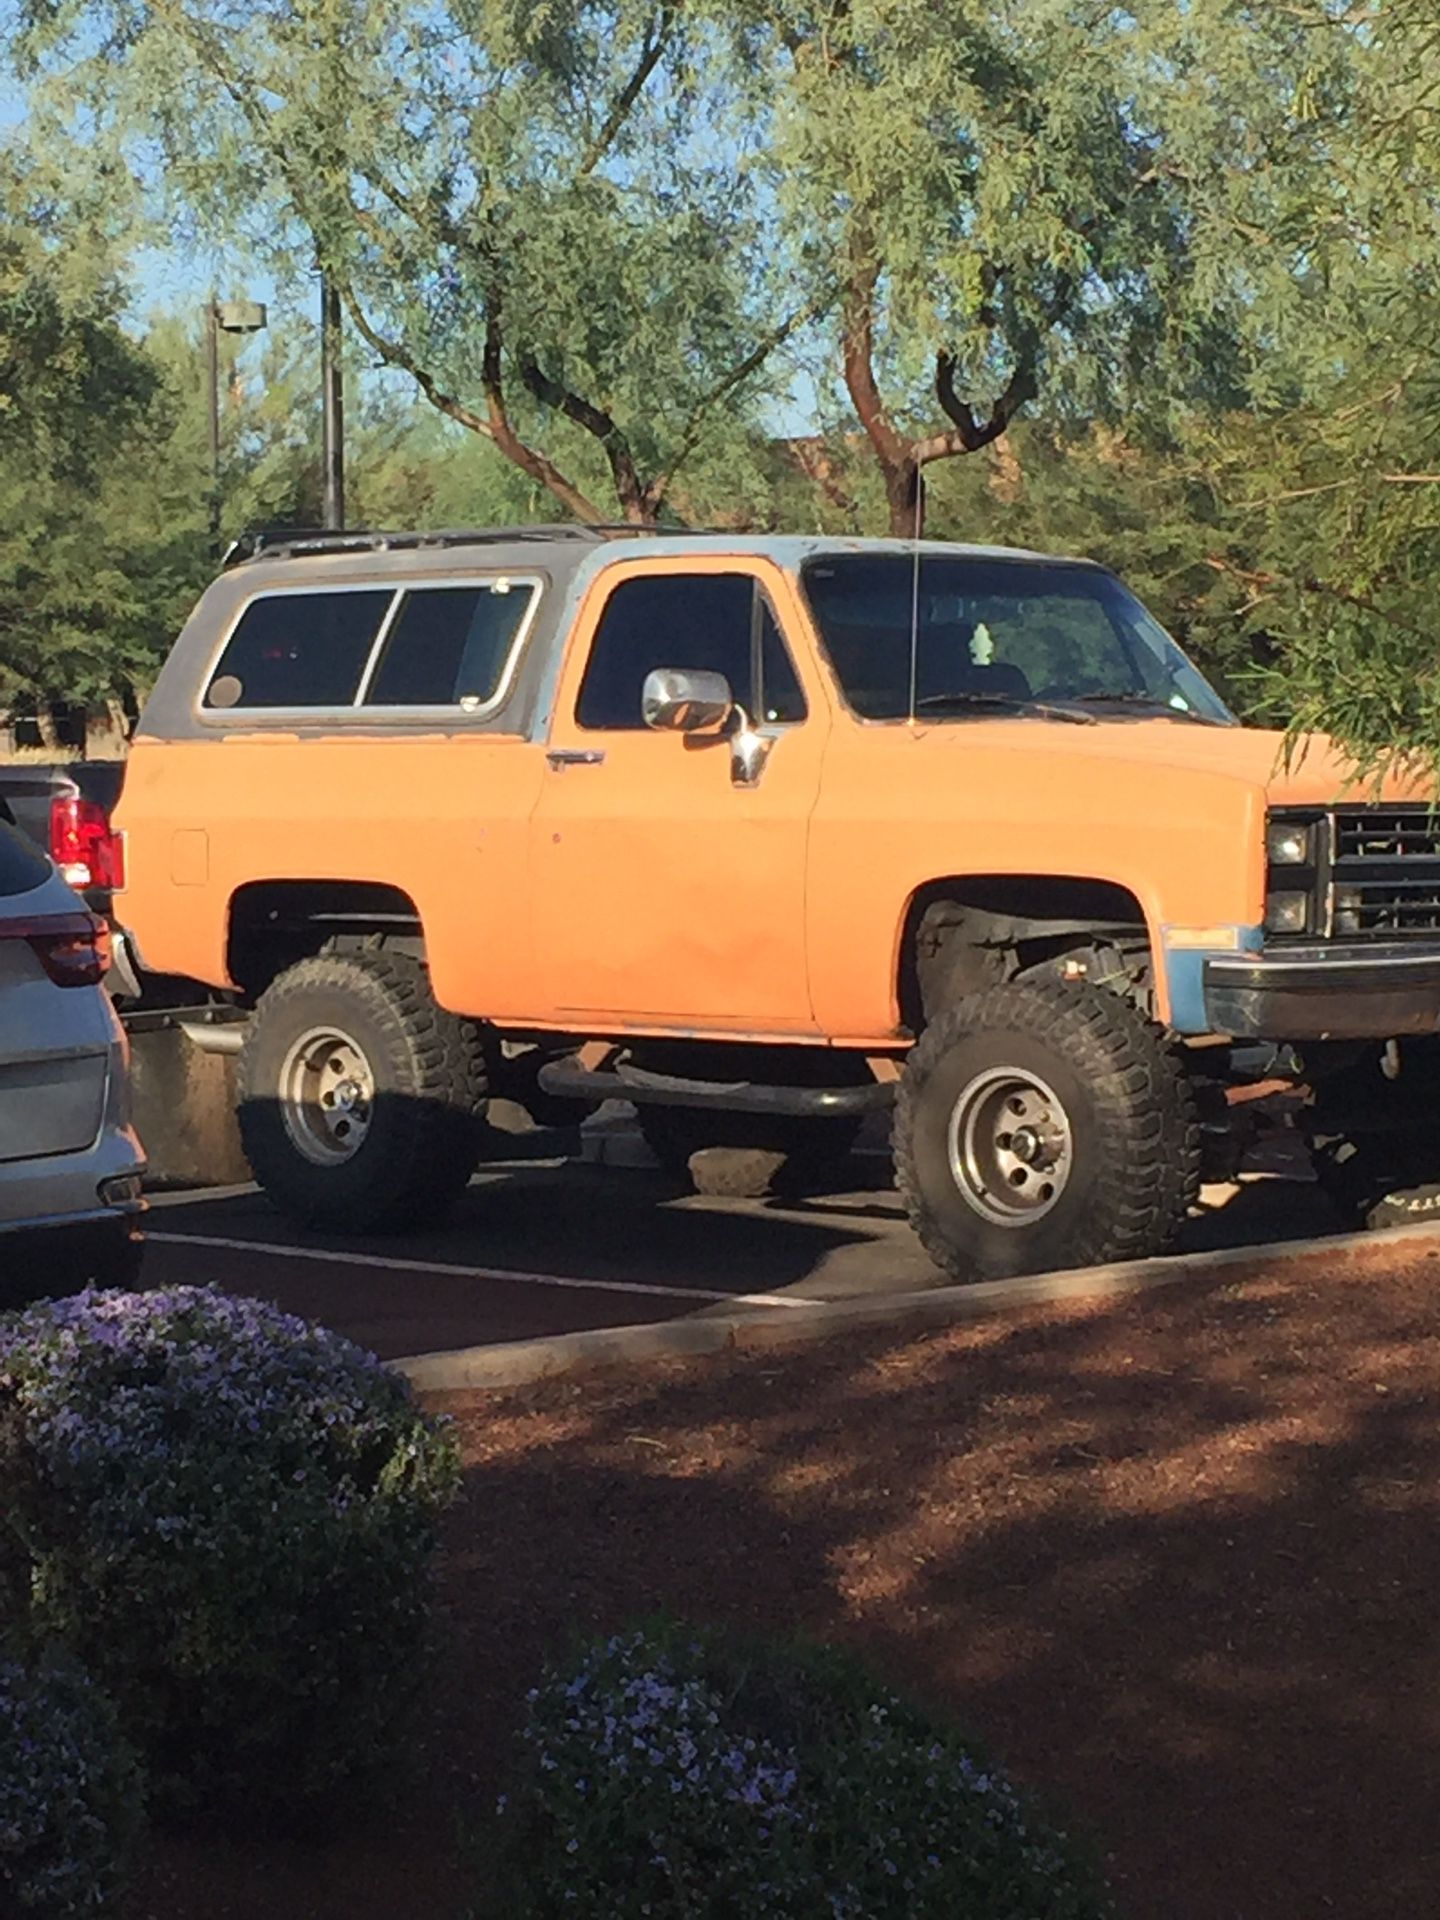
[0,1284,460,1814]
[491,1623,1114,1919]
[0,1647,144,1917]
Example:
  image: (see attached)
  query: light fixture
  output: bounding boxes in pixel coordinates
[1264,891,1310,935]
[1266,819,1312,867]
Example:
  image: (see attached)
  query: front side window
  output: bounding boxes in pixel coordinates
[576,574,807,731]
[204,590,392,710]
[801,555,1233,724]
[364,581,537,708]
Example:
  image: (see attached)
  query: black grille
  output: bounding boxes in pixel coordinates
[1335,807,1440,862]
[1331,806,1440,938]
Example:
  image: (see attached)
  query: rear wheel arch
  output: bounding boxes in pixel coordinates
[896,874,1155,1032]
[225,879,426,1000]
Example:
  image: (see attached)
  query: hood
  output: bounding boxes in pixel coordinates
[904,717,1432,806]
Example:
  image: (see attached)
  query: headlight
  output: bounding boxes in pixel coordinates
[1265,890,1310,934]
[1266,819,1312,866]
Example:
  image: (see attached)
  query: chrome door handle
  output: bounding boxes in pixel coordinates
[546,747,606,769]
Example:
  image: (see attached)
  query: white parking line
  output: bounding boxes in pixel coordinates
[145,1183,260,1208]
[145,1230,811,1310]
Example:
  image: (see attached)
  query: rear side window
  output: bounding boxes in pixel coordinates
[204,590,392,709]
[364,581,537,708]
[0,822,50,897]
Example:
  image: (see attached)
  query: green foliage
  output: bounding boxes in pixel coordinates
[1137,0,1440,778]
[489,1622,1113,1920]
[0,1284,460,1815]
[0,1647,145,1918]
[12,0,793,523]
[7,0,1440,773]
[1172,387,1440,772]
[0,156,179,713]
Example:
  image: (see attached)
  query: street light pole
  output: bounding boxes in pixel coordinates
[320,272,345,530]
[203,294,268,561]
[205,295,221,557]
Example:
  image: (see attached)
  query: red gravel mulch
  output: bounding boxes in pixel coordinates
[130,1251,1440,1920]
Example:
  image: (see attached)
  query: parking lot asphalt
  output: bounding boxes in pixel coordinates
[140,1135,1346,1362]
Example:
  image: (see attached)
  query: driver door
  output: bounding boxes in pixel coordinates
[529,559,827,1029]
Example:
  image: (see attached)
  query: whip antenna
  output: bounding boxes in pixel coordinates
[907,467,924,729]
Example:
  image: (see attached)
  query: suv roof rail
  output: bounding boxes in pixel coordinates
[221,525,611,567]
[220,522,736,568]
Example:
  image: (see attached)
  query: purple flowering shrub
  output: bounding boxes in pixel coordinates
[0,1648,144,1916]
[0,1285,460,1813]
[493,1624,1113,1920]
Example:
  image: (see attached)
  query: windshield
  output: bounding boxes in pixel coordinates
[801,554,1234,724]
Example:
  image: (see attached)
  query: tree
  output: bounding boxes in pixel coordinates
[8,0,1384,538]
[1148,0,1440,780]
[10,0,806,526]
[729,0,1381,535]
[0,157,173,723]
[746,1,1174,533]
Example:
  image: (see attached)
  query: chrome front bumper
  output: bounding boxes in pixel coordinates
[1205,944,1440,1041]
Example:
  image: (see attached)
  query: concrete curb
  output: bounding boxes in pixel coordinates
[394,1217,1440,1395]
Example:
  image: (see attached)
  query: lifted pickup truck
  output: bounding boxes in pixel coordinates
[113,525,1440,1277]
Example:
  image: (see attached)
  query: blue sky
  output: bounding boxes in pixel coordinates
[0,53,821,448]
[3,68,368,422]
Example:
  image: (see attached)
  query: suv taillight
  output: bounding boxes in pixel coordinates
[5,912,112,987]
[49,796,126,892]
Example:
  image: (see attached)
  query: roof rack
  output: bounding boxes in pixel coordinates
[220,522,732,568]
[221,524,619,568]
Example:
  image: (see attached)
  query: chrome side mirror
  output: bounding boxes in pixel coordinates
[642,667,734,734]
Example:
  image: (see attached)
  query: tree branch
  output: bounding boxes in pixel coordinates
[646,294,833,514]
[785,436,860,519]
[515,354,648,521]
[341,287,609,524]
[1203,554,1434,638]
[841,250,911,477]
[934,344,1038,453]
[577,7,676,178]
[911,424,985,467]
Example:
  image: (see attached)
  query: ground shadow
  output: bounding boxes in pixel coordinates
[130,1250,1440,1919]
[141,1143,884,1359]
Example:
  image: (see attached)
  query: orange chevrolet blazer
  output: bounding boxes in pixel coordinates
[114,526,1440,1277]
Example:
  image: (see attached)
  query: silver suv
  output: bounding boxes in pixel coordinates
[0,822,145,1292]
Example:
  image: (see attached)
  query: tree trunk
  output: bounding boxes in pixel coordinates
[884,456,924,538]
[842,249,929,540]
[987,431,1023,504]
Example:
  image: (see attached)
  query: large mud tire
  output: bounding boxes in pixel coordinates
[894,980,1200,1282]
[237,949,487,1233]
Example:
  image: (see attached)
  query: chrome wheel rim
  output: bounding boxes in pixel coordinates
[947,1067,1073,1226]
[279,1026,375,1166]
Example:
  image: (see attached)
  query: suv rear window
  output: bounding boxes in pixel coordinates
[0,823,51,898]
[364,581,537,708]
[204,590,393,709]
